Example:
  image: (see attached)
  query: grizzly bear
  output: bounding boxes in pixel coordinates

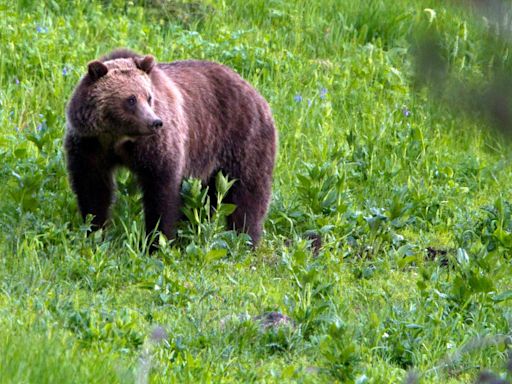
[65,49,276,248]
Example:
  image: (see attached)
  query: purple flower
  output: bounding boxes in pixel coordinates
[294,94,303,103]
[62,67,68,76]
[14,78,20,85]
[402,107,411,117]
[320,87,328,99]
[36,117,46,132]
[36,26,48,33]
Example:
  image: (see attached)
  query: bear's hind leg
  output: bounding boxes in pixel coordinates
[225,180,271,245]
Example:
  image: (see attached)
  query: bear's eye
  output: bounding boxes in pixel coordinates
[127,95,137,106]
[147,95,152,104]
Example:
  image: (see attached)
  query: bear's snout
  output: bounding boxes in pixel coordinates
[151,119,163,129]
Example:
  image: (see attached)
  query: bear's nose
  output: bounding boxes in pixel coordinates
[151,119,163,129]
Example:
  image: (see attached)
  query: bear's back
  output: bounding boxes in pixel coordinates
[157,60,254,97]
[157,60,270,124]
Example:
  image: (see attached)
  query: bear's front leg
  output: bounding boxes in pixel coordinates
[65,135,115,230]
[137,168,182,248]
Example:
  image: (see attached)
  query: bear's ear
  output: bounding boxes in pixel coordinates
[135,55,155,74]
[87,61,108,81]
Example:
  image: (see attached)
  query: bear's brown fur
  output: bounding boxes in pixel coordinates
[65,49,276,248]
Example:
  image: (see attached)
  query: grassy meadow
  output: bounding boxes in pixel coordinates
[1,0,512,382]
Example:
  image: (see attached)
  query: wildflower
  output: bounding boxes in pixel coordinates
[36,118,46,132]
[36,26,48,33]
[14,78,19,85]
[294,94,303,103]
[320,87,328,99]
[62,67,68,76]
[402,107,411,117]
[307,99,312,107]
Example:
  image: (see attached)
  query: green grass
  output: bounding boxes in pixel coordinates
[1,0,512,383]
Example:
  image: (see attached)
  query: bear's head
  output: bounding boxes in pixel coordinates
[67,55,163,138]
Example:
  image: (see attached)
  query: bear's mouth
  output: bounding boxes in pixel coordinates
[114,132,155,147]
[121,128,158,138]
[129,131,156,137]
